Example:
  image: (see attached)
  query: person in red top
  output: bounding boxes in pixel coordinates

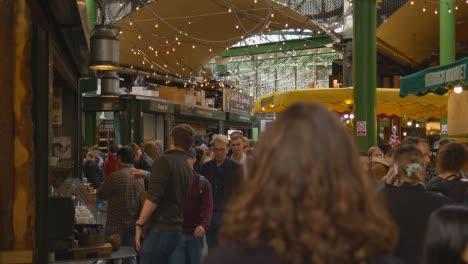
[103,144,119,180]
[170,148,213,264]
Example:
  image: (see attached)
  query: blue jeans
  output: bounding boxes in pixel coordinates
[140,230,182,264]
[169,234,204,264]
[105,230,136,264]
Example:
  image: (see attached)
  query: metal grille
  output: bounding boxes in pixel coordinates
[377,0,409,26]
[273,0,410,37]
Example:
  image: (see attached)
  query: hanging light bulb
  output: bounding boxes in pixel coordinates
[285,19,289,28]
[435,7,438,14]
[120,2,123,7]
[282,41,285,45]
[349,0,353,7]
[241,35,244,39]
[138,34,141,39]
[228,2,232,13]
[456,4,459,10]
[192,41,195,49]
[119,30,123,34]
[166,47,169,54]
[175,35,179,41]
[410,0,414,5]
[188,17,192,25]
[254,0,257,3]
[130,19,133,26]
[209,46,212,52]
[130,65,133,69]
[142,59,145,64]
[423,5,426,12]
[177,41,181,45]
[449,7,452,13]
[236,24,239,29]
[155,50,158,56]
[155,21,159,28]
[136,6,139,10]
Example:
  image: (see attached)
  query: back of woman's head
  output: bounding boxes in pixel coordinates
[393,145,424,181]
[437,142,468,174]
[424,205,468,264]
[221,102,397,264]
[143,142,159,161]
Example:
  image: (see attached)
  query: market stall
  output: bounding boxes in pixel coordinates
[255,88,448,120]
[400,57,468,140]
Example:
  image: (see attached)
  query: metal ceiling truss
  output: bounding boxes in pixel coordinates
[208,51,339,74]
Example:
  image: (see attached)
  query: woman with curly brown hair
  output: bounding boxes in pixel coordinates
[206,102,400,264]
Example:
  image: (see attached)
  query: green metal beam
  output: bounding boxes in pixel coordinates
[218,35,333,57]
[236,61,334,75]
[208,52,339,67]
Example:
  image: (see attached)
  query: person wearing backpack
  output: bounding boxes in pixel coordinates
[170,148,213,264]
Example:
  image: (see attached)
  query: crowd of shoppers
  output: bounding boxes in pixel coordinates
[85,101,468,264]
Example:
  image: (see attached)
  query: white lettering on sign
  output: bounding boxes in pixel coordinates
[425,64,466,88]
[157,104,168,111]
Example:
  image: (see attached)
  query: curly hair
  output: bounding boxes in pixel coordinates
[437,142,468,174]
[220,103,398,264]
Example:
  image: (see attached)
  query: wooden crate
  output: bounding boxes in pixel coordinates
[72,243,112,260]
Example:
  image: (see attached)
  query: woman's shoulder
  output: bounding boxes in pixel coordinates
[206,244,288,264]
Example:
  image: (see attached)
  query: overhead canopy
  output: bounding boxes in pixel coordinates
[400,57,468,97]
[114,0,321,77]
[376,1,468,66]
[255,88,448,120]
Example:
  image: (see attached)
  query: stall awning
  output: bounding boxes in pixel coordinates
[400,57,468,97]
[255,88,448,120]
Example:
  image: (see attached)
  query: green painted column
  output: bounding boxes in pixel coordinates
[113,111,121,144]
[133,100,143,145]
[440,0,456,65]
[352,0,377,151]
[84,111,96,147]
[164,114,174,150]
[218,120,225,135]
[85,0,97,31]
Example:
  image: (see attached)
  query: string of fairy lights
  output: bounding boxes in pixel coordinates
[110,0,331,90]
[111,0,466,95]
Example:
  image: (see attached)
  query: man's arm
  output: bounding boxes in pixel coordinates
[137,199,158,225]
[199,180,213,230]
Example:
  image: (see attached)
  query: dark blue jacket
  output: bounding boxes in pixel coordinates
[200,158,241,212]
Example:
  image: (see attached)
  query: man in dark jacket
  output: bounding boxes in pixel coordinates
[135,124,195,264]
[170,148,213,264]
[201,135,241,249]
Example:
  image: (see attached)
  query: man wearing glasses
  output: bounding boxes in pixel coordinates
[200,135,241,249]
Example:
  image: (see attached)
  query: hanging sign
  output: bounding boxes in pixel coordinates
[223,88,254,114]
[441,124,448,135]
[357,121,367,136]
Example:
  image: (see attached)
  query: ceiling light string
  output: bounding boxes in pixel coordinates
[133,0,317,46]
